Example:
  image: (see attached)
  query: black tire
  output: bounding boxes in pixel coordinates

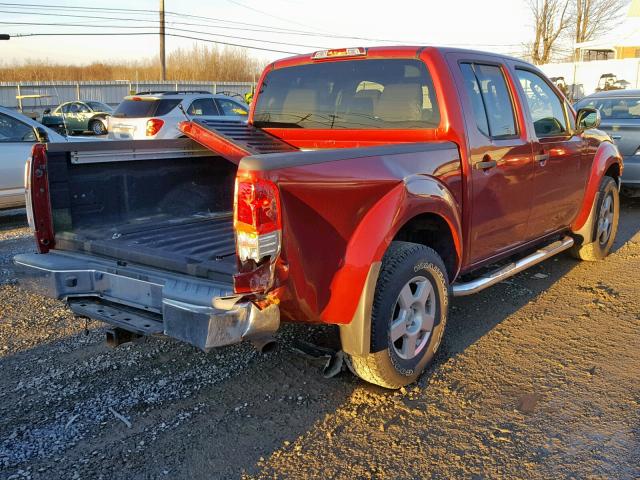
[570,176,619,261]
[347,241,449,389]
[90,119,107,135]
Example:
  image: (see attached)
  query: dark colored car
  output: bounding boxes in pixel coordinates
[42,101,114,135]
[575,89,640,194]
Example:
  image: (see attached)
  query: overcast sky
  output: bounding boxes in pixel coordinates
[0,0,580,65]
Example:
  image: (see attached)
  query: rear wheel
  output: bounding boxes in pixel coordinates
[347,241,449,389]
[570,176,619,261]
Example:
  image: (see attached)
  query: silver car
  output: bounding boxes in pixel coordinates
[575,89,640,195]
[108,91,248,140]
[0,107,67,209]
[0,106,99,209]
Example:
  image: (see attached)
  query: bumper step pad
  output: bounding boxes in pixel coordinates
[69,299,164,335]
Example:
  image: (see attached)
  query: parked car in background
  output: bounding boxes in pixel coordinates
[0,106,66,209]
[107,91,248,140]
[575,89,640,195]
[0,106,101,210]
[42,101,114,136]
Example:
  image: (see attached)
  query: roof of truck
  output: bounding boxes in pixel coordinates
[269,45,533,70]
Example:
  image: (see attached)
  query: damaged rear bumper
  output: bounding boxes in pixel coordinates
[13,251,279,351]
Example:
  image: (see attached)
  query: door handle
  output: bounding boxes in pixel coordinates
[611,135,622,140]
[534,153,549,163]
[475,159,498,170]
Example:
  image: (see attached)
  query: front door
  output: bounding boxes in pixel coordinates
[514,69,587,237]
[453,59,535,266]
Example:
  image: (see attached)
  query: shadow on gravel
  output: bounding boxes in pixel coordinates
[0,209,27,229]
[0,202,639,479]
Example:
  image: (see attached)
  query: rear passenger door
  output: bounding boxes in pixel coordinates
[514,68,586,238]
[452,59,535,266]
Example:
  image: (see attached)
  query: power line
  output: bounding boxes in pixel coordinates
[12,31,299,54]
[0,2,528,48]
[0,21,327,49]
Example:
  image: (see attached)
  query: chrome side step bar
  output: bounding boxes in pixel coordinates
[451,236,574,297]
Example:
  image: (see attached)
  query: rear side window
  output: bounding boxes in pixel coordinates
[516,69,567,137]
[188,98,219,116]
[460,63,517,138]
[253,58,440,129]
[460,63,490,137]
[112,99,180,118]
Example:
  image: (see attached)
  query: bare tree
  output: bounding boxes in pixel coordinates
[527,0,572,64]
[574,0,629,47]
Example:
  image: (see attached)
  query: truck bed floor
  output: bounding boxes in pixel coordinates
[54,213,236,281]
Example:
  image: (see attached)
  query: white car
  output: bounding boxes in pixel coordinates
[0,106,68,209]
[0,106,100,210]
[107,91,249,140]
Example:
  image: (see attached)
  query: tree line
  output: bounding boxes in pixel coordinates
[0,45,265,82]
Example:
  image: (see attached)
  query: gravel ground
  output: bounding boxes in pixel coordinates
[0,201,639,479]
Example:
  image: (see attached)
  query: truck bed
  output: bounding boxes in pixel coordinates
[45,139,238,281]
[55,213,236,281]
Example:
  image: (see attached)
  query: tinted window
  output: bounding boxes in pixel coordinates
[112,99,181,118]
[517,69,567,137]
[188,98,219,116]
[0,113,35,142]
[76,103,90,113]
[216,99,248,116]
[460,63,490,137]
[575,96,640,120]
[474,64,517,137]
[253,59,440,129]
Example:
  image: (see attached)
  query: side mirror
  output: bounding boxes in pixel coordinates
[43,108,51,115]
[576,107,601,132]
[34,127,50,143]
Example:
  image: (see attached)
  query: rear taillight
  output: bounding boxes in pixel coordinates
[29,144,55,253]
[146,118,164,136]
[233,170,281,293]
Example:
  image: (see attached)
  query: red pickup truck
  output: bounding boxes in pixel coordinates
[16,46,622,389]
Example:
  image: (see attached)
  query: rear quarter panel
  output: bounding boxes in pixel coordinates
[243,144,463,325]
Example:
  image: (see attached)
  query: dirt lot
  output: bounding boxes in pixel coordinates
[0,202,638,480]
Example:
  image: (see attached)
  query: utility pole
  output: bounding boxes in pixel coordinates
[159,0,166,81]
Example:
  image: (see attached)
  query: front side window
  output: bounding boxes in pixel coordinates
[216,99,248,116]
[517,69,568,137]
[0,113,36,142]
[253,58,440,129]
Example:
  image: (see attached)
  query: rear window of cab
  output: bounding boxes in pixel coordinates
[253,59,440,129]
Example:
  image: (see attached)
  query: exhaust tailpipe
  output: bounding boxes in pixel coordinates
[251,336,278,354]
